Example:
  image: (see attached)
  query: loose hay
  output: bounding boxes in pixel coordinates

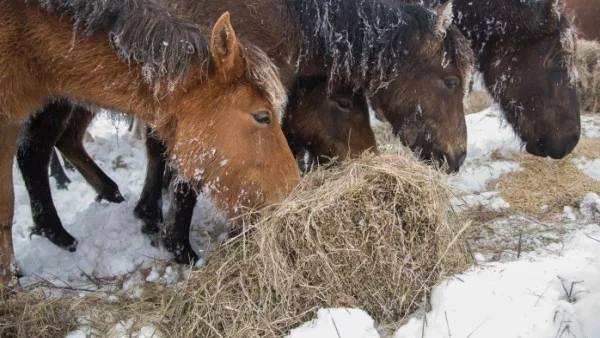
[465,90,493,114]
[575,40,600,113]
[495,138,600,216]
[0,153,470,337]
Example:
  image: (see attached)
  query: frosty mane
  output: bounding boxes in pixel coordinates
[36,0,211,84]
[286,0,440,91]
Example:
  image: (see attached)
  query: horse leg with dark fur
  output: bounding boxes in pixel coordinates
[160,182,198,265]
[49,149,71,190]
[55,107,125,203]
[16,101,78,251]
[134,127,167,234]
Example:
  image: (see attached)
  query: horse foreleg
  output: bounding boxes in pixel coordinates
[160,182,198,265]
[49,148,71,190]
[0,124,21,287]
[56,107,124,203]
[134,126,167,234]
[17,101,78,251]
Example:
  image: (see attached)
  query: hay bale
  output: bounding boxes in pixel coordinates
[575,40,600,113]
[157,153,470,337]
[0,153,470,337]
[496,138,600,216]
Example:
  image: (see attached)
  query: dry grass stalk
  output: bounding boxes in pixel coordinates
[495,138,600,216]
[0,289,77,337]
[575,40,600,114]
[0,153,471,337]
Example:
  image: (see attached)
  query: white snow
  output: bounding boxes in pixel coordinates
[8,109,600,338]
[394,225,600,338]
[573,157,600,181]
[288,309,379,338]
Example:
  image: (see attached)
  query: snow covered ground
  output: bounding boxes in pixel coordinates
[10,108,600,337]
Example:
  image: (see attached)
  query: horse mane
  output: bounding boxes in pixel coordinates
[285,0,440,91]
[34,0,287,114]
[36,0,210,84]
[441,0,577,81]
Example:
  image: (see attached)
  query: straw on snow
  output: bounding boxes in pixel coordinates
[0,152,471,337]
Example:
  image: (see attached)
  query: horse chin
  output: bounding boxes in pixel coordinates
[524,135,579,160]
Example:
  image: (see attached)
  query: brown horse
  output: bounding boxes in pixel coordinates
[283,76,377,169]
[0,1,299,285]
[169,0,475,172]
[16,74,378,262]
[404,0,581,159]
[566,0,600,41]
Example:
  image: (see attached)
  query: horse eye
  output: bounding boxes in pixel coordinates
[443,76,460,89]
[335,98,353,111]
[252,111,271,125]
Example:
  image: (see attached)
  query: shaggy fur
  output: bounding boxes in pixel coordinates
[406,0,581,160]
[0,1,299,285]
[286,0,441,91]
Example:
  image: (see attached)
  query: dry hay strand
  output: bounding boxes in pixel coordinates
[372,121,394,146]
[495,138,600,216]
[575,39,600,113]
[160,153,471,337]
[0,288,77,337]
[0,153,470,337]
[465,90,493,114]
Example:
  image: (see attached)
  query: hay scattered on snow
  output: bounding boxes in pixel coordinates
[495,138,600,216]
[575,40,600,113]
[465,90,493,115]
[0,153,470,337]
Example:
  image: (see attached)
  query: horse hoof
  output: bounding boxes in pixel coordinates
[30,227,78,252]
[141,222,160,235]
[162,237,198,265]
[55,179,71,190]
[96,190,125,204]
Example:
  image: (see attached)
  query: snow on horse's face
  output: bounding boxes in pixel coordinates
[374,5,475,173]
[481,0,580,160]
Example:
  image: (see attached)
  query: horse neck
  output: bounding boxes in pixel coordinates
[26,6,188,137]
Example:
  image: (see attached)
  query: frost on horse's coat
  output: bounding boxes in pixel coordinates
[0,0,299,286]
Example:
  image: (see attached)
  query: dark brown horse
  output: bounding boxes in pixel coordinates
[17,74,378,263]
[567,0,600,41]
[401,0,581,159]
[283,76,377,169]
[170,0,474,171]
[0,1,299,285]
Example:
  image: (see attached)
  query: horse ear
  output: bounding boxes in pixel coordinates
[434,1,453,37]
[211,12,245,80]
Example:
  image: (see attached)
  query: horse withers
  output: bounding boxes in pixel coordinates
[0,0,299,286]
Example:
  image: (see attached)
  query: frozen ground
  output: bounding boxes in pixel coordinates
[10,109,600,337]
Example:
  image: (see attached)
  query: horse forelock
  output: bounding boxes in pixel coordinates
[243,44,288,122]
[36,0,211,87]
[444,26,475,97]
[558,19,578,83]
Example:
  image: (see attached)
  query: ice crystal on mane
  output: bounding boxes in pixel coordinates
[36,0,210,84]
[286,0,439,91]
[34,0,287,114]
